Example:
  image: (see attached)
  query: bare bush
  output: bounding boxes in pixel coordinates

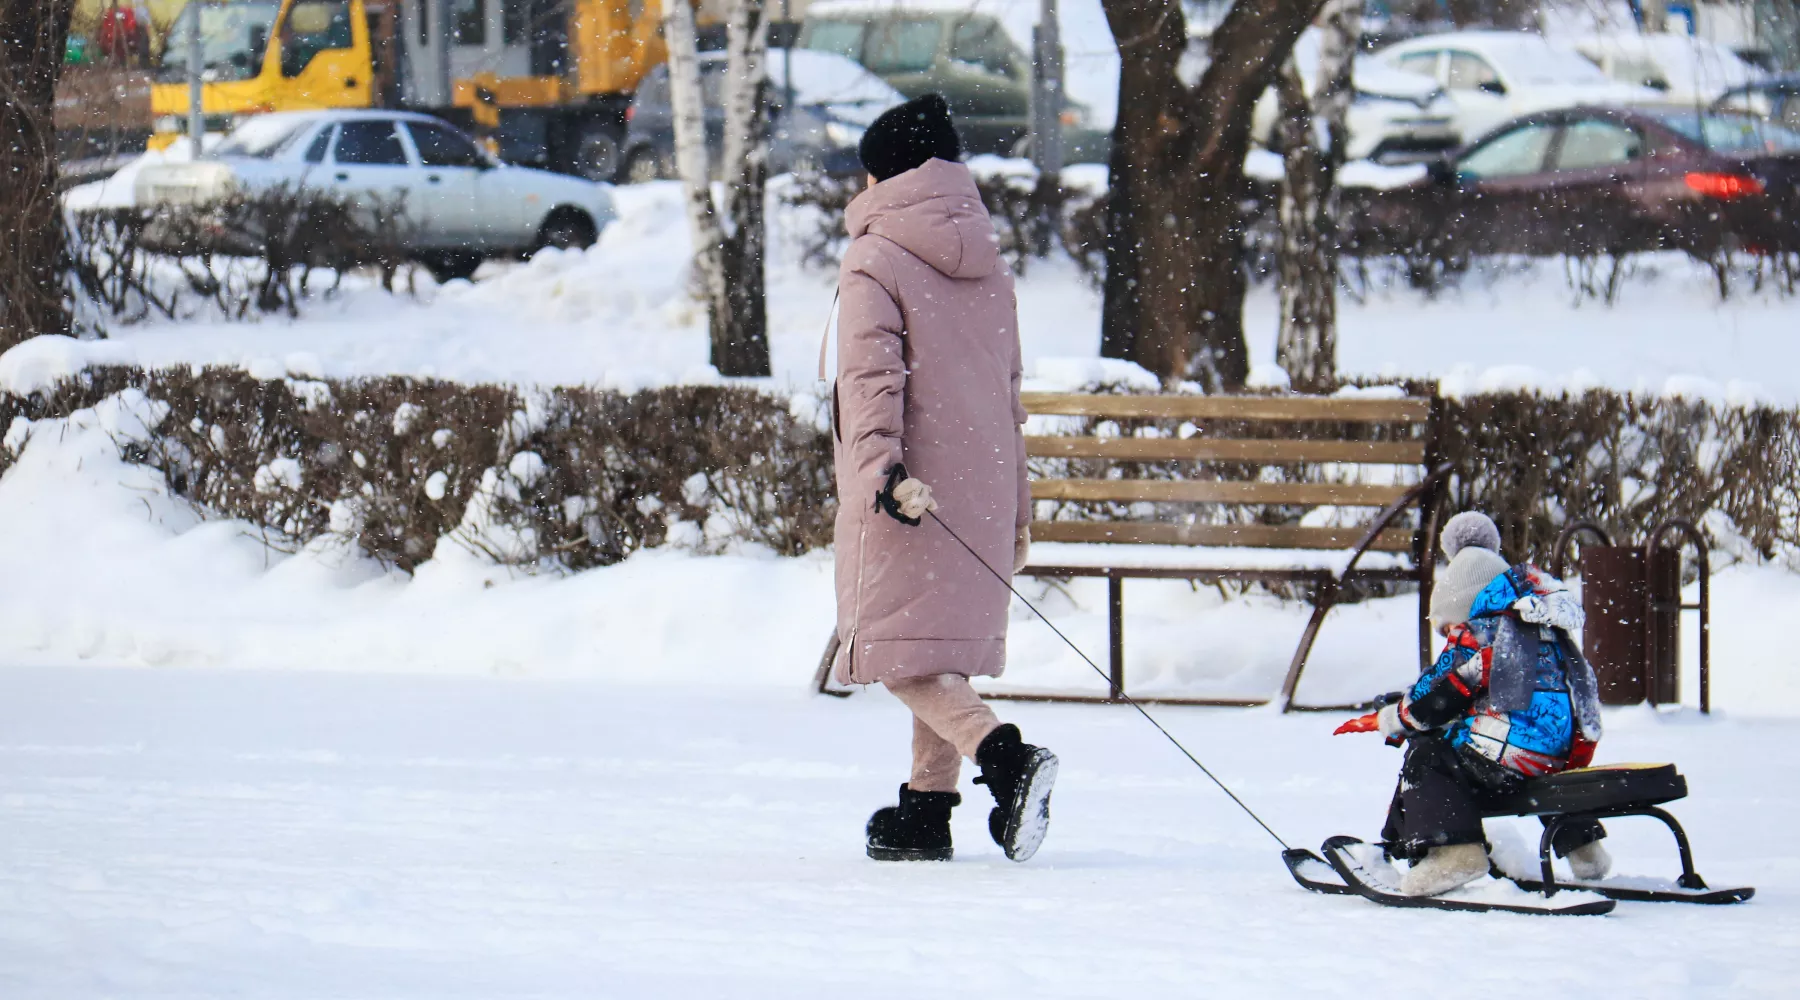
[65,184,413,327]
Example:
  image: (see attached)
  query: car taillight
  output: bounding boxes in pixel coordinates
[625,106,635,122]
[1684,172,1765,199]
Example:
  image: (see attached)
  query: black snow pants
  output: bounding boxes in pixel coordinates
[1382,734,1606,863]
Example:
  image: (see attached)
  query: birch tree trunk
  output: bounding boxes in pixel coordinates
[1100,0,1325,390]
[1,0,75,348]
[662,0,772,378]
[1274,0,1359,393]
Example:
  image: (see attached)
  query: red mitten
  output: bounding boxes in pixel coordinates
[1333,712,1380,735]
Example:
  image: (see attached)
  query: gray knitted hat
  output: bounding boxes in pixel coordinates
[1430,511,1508,630]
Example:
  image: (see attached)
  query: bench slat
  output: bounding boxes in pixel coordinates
[1030,521,1416,552]
[1031,478,1410,507]
[1022,393,1432,423]
[1026,436,1426,465]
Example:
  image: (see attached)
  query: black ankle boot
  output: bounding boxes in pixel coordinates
[974,724,1059,862]
[866,784,960,861]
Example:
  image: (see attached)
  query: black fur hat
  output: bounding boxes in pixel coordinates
[858,93,963,181]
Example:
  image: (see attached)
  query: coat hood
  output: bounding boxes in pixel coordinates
[845,158,999,280]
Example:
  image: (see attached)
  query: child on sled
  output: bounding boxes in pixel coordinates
[1336,511,1611,897]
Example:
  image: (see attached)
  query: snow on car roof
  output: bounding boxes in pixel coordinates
[1386,30,1614,85]
[1285,29,1439,99]
[1569,33,1761,95]
[710,49,902,110]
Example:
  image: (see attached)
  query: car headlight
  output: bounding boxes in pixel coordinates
[824,120,866,148]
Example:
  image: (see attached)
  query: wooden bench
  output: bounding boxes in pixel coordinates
[1006,392,1451,711]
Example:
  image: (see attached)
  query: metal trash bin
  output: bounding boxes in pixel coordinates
[1553,521,1711,712]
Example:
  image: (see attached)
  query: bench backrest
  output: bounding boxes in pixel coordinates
[1022,392,1437,553]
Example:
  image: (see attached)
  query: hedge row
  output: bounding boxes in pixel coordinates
[3,367,1794,577]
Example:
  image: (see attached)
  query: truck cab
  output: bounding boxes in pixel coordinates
[149,0,391,146]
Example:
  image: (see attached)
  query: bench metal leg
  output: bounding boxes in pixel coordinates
[1108,574,1124,701]
[1277,579,1336,714]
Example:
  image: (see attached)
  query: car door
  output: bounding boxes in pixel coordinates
[1444,50,1513,141]
[1446,119,1559,254]
[403,120,486,249]
[1542,117,1651,255]
[327,118,425,241]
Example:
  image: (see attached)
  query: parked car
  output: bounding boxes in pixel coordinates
[1569,32,1762,107]
[1378,31,1665,146]
[798,2,1109,162]
[1248,28,1461,163]
[622,49,904,183]
[1351,105,1800,259]
[1713,72,1800,133]
[132,110,617,281]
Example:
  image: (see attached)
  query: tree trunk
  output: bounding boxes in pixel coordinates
[715,0,772,378]
[0,0,75,349]
[1273,0,1358,392]
[662,0,772,378]
[1100,0,1325,390]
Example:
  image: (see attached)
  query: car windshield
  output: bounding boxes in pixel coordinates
[157,1,281,84]
[863,20,940,75]
[212,117,314,158]
[1650,110,1800,153]
[803,20,866,62]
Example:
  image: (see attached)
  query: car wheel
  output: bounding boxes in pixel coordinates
[418,252,483,283]
[535,209,597,251]
[572,126,622,183]
[624,148,666,184]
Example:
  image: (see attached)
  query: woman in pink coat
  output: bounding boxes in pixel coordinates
[831,94,1058,863]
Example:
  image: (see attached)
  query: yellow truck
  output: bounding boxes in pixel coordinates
[148,0,718,179]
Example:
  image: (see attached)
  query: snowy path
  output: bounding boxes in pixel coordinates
[2,666,1793,997]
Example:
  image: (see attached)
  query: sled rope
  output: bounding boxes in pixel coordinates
[927,511,1292,851]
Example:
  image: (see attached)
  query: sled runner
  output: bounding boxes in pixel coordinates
[1285,764,1753,909]
[1319,836,1616,915]
[1481,763,1754,905]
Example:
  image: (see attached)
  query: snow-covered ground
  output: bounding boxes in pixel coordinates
[2,665,1794,997]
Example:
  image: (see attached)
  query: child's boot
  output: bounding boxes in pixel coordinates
[1567,840,1612,880]
[1400,842,1489,896]
[866,784,958,861]
[973,724,1059,862]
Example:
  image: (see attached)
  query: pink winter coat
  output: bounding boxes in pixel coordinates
[831,158,1029,686]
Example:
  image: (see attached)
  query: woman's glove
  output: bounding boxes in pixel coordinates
[876,464,937,526]
[1013,522,1031,574]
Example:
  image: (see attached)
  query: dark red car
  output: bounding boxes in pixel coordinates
[1349,105,1800,258]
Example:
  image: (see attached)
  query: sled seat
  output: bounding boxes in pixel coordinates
[1483,763,1688,818]
[1008,391,1448,711]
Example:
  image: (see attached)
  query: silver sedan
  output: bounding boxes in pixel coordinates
[134,110,617,281]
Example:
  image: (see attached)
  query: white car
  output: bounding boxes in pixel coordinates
[1250,29,1461,162]
[133,110,617,281]
[1378,31,1664,145]
[1568,32,1763,107]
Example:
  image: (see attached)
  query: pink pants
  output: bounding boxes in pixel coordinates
[883,674,1002,793]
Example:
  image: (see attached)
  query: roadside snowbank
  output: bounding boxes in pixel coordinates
[0,393,1788,714]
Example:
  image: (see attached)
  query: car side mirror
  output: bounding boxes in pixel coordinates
[1478,80,1506,96]
[1425,156,1457,186]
